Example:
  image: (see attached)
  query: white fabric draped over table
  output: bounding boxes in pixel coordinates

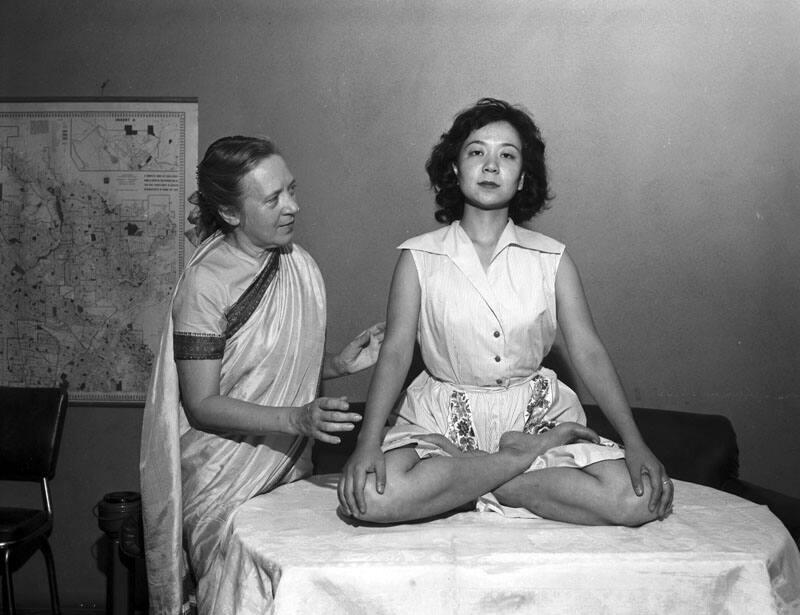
[212,476,800,614]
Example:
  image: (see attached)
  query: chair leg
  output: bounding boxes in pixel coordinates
[2,548,15,615]
[39,539,61,615]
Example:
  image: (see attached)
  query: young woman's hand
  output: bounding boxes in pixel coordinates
[288,396,362,444]
[337,443,386,517]
[623,440,673,519]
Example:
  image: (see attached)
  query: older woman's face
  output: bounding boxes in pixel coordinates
[227,155,299,254]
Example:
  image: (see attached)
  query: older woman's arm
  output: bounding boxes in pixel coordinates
[177,358,362,444]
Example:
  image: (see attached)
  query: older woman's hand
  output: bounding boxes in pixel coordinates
[289,396,362,444]
[326,322,386,378]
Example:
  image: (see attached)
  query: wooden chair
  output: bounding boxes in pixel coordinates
[0,387,68,615]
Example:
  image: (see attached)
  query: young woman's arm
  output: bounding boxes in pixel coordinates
[177,359,361,444]
[338,250,421,515]
[554,250,672,518]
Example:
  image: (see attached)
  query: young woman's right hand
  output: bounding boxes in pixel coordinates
[289,396,362,444]
[337,443,386,517]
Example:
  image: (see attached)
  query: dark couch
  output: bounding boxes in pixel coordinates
[313,401,800,545]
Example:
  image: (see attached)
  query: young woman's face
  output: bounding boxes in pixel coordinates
[224,155,299,254]
[455,121,524,212]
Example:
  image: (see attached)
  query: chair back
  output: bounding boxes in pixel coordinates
[0,386,68,482]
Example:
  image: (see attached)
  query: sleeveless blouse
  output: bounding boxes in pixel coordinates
[383,221,624,515]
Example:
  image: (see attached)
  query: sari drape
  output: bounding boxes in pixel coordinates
[140,234,326,614]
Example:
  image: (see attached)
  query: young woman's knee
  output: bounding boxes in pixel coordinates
[350,483,407,524]
[609,482,659,527]
[346,449,422,524]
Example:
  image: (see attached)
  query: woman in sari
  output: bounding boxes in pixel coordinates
[140,136,384,614]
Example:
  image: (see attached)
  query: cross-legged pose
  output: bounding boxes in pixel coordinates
[338,98,672,526]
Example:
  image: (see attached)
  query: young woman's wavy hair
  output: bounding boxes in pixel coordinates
[425,98,553,224]
[188,136,279,241]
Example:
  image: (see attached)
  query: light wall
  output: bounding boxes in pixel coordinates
[2,0,798,608]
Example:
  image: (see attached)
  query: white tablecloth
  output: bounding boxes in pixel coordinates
[213,475,800,614]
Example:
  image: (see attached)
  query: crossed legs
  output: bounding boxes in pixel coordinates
[350,433,533,523]
[493,460,660,526]
[350,435,660,527]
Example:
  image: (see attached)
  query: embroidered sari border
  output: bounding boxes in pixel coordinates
[224,249,281,339]
[173,332,226,360]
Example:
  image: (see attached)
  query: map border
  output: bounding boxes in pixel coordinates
[0,97,198,405]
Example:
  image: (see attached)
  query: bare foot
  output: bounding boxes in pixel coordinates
[498,431,548,471]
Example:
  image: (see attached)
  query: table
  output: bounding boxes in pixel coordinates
[213,475,800,614]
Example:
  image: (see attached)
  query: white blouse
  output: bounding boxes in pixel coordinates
[401,219,564,389]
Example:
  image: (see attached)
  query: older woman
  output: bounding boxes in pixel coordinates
[140,136,383,614]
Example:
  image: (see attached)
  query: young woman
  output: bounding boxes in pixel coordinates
[338,99,672,526]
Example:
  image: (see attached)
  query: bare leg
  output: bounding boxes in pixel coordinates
[493,459,661,527]
[353,432,549,524]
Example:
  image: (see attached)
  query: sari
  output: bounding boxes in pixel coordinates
[140,233,326,614]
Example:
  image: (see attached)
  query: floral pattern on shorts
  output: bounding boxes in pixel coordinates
[446,390,478,452]
[523,374,557,435]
